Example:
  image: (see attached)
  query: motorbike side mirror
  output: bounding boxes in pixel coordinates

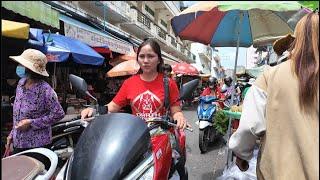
[179,79,199,101]
[69,74,97,102]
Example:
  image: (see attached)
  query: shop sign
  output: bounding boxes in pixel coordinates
[64,23,134,55]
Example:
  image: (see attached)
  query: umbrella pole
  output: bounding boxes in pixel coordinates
[225,12,243,169]
[53,62,57,90]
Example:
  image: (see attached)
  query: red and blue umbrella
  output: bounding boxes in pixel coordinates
[171,1,311,169]
[171,1,309,47]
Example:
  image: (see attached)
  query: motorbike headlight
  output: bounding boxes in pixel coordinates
[203,104,210,109]
[139,165,154,180]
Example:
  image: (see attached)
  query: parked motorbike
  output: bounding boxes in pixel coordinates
[196,96,221,153]
[55,74,199,180]
[50,115,89,168]
[50,75,105,169]
[2,148,58,180]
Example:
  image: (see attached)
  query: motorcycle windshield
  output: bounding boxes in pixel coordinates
[68,113,151,180]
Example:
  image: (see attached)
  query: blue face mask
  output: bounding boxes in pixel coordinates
[16,65,27,78]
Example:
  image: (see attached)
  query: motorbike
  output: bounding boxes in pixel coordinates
[2,148,58,180]
[196,96,220,153]
[50,114,88,168]
[55,74,199,180]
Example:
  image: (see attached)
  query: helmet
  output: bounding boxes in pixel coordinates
[224,77,233,86]
[208,77,218,88]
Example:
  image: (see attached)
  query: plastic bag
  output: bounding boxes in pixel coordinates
[217,148,259,180]
[2,144,12,158]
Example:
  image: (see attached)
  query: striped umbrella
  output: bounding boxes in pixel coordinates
[171,1,310,169]
[171,1,308,47]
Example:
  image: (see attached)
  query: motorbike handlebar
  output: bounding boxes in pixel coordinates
[146,118,193,132]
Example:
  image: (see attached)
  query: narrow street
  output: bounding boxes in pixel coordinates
[183,106,227,180]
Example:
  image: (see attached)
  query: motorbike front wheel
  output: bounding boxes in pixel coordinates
[199,128,209,153]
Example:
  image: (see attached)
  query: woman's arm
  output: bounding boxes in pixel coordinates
[228,85,267,161]
[107,101,122,113]
[171,106,187,129]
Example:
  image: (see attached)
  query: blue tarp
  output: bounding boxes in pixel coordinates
[28,28,105,66]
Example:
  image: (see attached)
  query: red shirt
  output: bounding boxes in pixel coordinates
[112,73,180,120]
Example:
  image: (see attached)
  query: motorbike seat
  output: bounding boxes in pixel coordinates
[2,155,45,180]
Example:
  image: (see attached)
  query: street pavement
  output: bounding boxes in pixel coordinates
[183,105,227,180]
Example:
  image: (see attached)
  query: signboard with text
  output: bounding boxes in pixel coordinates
[64,23,134,55]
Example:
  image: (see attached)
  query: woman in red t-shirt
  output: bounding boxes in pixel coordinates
[81,38,188,129]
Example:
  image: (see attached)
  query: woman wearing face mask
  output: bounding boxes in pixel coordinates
[6,49,65,154]
[81,38,189,129]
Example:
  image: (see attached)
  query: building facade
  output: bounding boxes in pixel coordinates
[46,1,196,65]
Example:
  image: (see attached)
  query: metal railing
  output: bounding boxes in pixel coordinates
[156,26,166,40]
[130,6,151,29]
[171,36,177,48]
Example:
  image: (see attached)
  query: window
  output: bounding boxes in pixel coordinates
[160,19,167,28]
[145,5,154,17]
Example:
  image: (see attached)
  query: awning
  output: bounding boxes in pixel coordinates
[2,1,59,29]
[60,14,134,55]
[2,20,29,39]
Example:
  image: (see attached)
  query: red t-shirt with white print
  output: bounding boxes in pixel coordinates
[112,73,180,120]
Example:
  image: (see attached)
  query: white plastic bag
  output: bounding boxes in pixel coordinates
[217,148,259,180]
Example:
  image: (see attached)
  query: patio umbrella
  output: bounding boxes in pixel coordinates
[106,60,140,77]
[172,62,199,76]
[171,1,306,168]
[28,29,104,66]
[109,51,137,66]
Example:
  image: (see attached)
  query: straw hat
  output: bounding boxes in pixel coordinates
[9,49,49,77]
[273,34,295,56]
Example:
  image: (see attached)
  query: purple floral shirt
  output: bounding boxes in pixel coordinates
[10,78,65,148]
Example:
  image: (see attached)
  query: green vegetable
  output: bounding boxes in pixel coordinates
[213,110,229,135]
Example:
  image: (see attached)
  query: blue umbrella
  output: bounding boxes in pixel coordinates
[28,28,104,66]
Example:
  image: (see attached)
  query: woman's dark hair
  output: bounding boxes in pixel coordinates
[163,63,172,73]
[136,38,164,74]
[288,12,319,112]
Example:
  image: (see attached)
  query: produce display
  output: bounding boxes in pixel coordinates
[230,105,242,112]
[213,110,229,135]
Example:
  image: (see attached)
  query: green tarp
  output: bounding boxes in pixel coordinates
[2,1,59,29]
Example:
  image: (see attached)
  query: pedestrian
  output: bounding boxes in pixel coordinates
[229,12,319,180]
[6,49,65,154]
[80,38,189,129]
[163,63,172,78]
[221,76,241,106]
[200,76,225,108]
[241,78,255,100]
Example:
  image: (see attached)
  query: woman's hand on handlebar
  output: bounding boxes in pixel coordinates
[81,107,94,119]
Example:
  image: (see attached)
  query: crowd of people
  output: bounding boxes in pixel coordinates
[3,11,319,180]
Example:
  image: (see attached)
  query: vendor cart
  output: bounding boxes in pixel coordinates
[222,110,241,168]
